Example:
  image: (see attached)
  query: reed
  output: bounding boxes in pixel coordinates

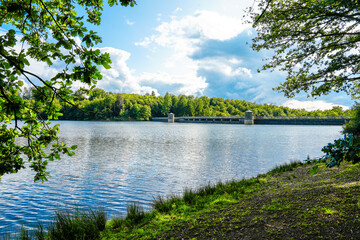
[47,206,107,240]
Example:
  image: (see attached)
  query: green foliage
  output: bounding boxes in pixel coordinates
[107,216,125,232]
[105,202,150,234]
[322,134,360,167]
[343,104,360,138]
[249,0,360,98]
[330,104,360,167]
[151,178,264,216]
[0,0,135,181]
[152,195,180,213]
[47,206,107,240]
[268,161,304,175]
[9,206,107,240]
[249,0,360,168]
[125,202,145,225]
[54,89,351,121]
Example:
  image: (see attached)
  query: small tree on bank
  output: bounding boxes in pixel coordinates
[0,0,136,182]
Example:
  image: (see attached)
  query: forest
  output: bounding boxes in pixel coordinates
[21,88,352,121]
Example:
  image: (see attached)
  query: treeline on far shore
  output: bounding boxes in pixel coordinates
[21,88,352,121]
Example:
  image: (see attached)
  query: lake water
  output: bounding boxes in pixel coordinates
[0,121,342,232]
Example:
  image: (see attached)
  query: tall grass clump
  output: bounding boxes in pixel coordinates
[107,202,149,233]
[152,194,181,213]
[197,182,217,197]
[183,188,197,205]
[125,202,145,225]
[268,160,304,175]
[47,206,107,240]
[151,178,267,216]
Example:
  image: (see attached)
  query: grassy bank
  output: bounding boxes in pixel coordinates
[10,161,360,239]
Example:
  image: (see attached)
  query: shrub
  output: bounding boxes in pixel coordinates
[343,103,360,139]
[322,134,360,167]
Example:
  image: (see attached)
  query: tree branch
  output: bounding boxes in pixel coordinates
[254,0,273,25]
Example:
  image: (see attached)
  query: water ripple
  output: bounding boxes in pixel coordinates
[0,122,341,233]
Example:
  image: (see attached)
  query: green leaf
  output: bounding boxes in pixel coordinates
[102,62,111,69]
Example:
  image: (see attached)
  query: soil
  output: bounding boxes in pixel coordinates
[157,162,360,239]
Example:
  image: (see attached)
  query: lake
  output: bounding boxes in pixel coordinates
[0,121,342,232]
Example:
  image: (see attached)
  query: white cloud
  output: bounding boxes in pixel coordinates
[174,8,183,13]
[138,71,207,96]
[198,57,252,78]
[136,10,249,51]
[283,100,350,111]
[133,10,252,96]
[157,13,162,21]
[126,19,135,26]
[96,47,166,95]
[130,7,352,107]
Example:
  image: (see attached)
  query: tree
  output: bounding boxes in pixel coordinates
[139,105,152,120]
[89,88,107,101]
[161,93,172,116]
[174,95,188,116]
[249,0,360,165]
[0,0,136,182]
[249,0,360,98]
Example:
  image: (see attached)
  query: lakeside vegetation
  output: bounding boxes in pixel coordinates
[1,1,359,238]
[9,160,360,239]
[20,88,352,121]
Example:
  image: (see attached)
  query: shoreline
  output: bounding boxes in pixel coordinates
[102,161,360,239]
[8,161,360,239]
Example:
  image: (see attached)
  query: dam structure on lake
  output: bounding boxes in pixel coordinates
[151,111,350,125]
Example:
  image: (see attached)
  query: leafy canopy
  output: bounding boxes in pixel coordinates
[249,0,360,98]
[0,0,136,182]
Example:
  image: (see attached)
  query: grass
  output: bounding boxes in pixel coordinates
[8,160,360,239]
[6,206,107,240]
[47,206,107,240]
[102,160,360,239]
[267,160,305,175]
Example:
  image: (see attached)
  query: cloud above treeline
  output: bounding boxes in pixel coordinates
[3,6,354,111]
[111,9,352,110]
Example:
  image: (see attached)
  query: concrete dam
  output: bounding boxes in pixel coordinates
[152,111,349,126]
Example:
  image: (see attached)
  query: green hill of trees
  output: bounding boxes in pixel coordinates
[21,88,352,121]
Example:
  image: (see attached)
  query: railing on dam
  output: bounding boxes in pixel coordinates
[179,116,245,123]
[151,114,351,125]
[151,116,245,123]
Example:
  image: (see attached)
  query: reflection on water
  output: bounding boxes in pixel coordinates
[0,121,341,232]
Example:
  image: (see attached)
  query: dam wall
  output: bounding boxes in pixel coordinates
[152,115,349,125]
[254,117,348,125]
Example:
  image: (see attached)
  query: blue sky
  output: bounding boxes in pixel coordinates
[4,0,356,110]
